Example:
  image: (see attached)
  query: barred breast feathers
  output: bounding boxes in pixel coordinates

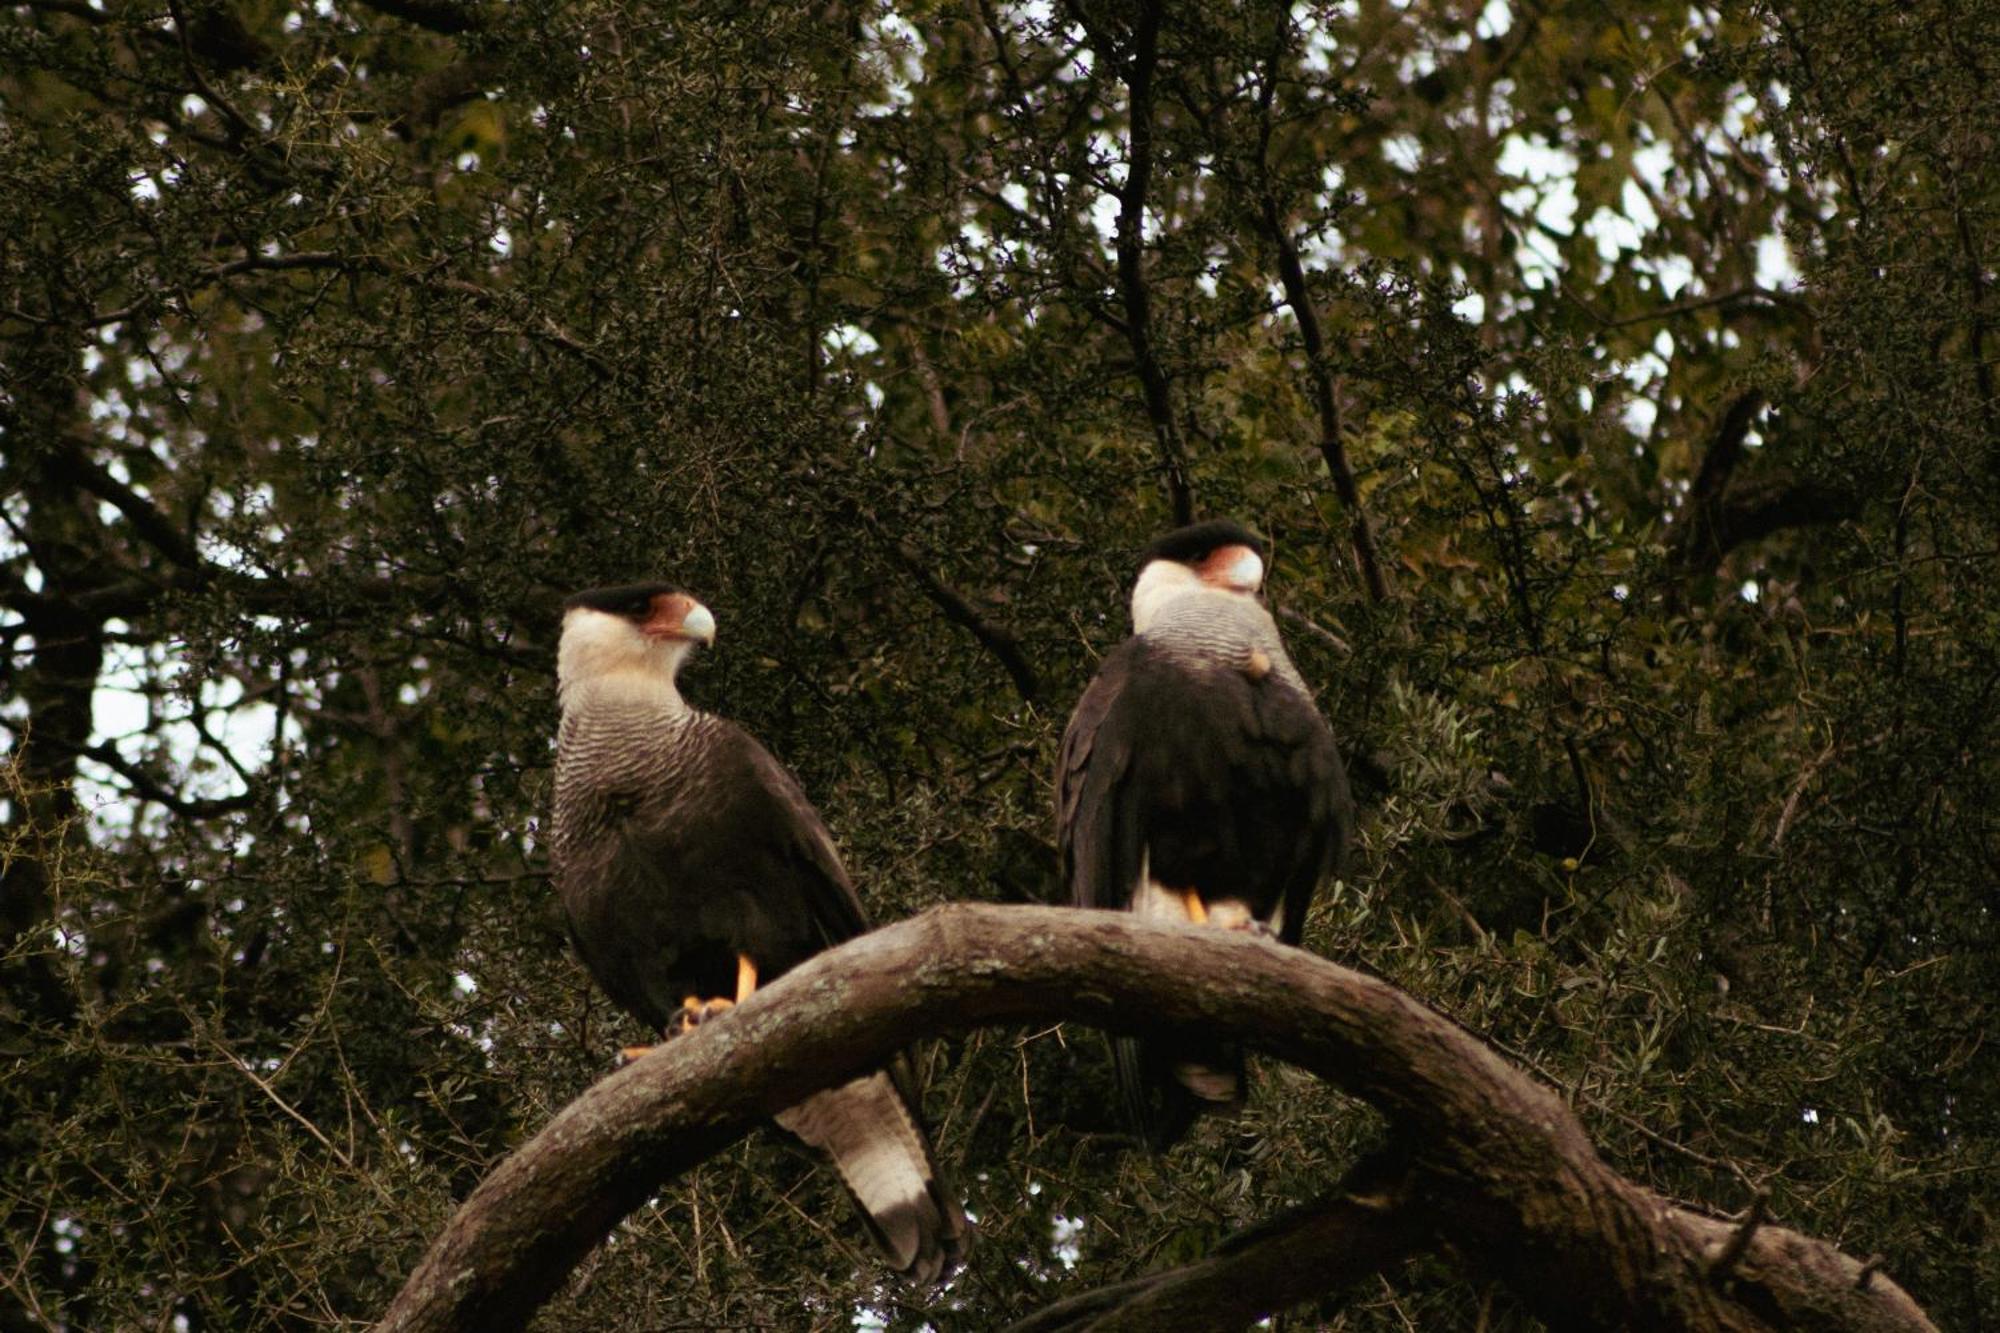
[1141,588,1306,692]
[554,686,716,853]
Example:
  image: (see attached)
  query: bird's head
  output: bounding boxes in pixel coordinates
[1129,519,1268,632]
[558,582,716,704]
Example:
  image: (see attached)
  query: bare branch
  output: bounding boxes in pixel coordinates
[1004,1152,1424,1332]
[1707,1189,1771,1281]
[1075,0,1194,524]
[1247,23,1390,605]
[1597,287,1800,330]
[882,538,1040,704]
[1276,604,1353,657]
[377,905,1936,1333]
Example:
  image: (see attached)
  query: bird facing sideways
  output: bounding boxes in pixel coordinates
[550,582,966,1284]
[1057,521,1353,1148]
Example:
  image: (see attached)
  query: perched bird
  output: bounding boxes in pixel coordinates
[1057,521,1352,1148]
[551,583,966,1283]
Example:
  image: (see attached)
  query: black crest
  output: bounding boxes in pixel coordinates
[1137,519,1267,570]
[563,581,684,618]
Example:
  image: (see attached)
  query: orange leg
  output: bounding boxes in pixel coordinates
[1179,888,1209,925]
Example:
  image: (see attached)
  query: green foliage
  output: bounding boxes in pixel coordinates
[3,0,1995,1327]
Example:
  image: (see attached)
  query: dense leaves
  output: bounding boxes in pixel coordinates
[2,0,1993,1328]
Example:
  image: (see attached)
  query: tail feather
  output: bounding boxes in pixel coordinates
[1172,1057,1242,1105]
[1121,871,1251,1149]
[776,1071,966,1284]
[1115,1035,1244,1151]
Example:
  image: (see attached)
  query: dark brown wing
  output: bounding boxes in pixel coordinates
[559,718,962,1281]
[1059,638,1349,930]
[725,733,966,1282]
[1056,636,1350,1147]
[732,732,872,946]
[560,720,867,1031]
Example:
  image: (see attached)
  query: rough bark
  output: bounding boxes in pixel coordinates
[376,905,1935,1333]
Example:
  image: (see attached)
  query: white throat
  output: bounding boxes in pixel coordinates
[1130,560,1202,632]
[557,608,694,712]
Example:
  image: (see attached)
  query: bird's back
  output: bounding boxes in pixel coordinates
[1060,595,1348,939]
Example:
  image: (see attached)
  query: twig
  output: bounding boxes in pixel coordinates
[1707,1189,1770,1281]
[1276,605,1352,657]
[1597,287,1796,330]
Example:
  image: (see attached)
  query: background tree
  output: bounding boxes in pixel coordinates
[2,0,1993,1328]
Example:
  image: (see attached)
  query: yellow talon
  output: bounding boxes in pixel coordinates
[670,992,735,1036]
[736,953,758,1003]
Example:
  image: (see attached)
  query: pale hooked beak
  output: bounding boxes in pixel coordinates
[1201,544,1265,594]
[640,593,718,645]
[679,602,717,646]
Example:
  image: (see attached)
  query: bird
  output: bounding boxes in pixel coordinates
[1057,520,1352,1148]
[550,582,966,1283]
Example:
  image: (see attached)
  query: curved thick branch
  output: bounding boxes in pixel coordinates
[376,905,1935,1333]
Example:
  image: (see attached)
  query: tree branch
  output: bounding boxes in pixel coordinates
[1670,392,1859,583]
[1708,477,1861,556]
[1079,0,1194,524]
[1688,390,1766,514]
[345,0,488,34]
[45,436,204,572]
[1596,286,1801,331]
[1707,1189,1771,1282]
[1003,1150,1425,1332]
[376,906,1936,1333]
[1261,195,1391,605]
[24,729,258,820]
[1248,21,1390,605]
[883,538,1040,704]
